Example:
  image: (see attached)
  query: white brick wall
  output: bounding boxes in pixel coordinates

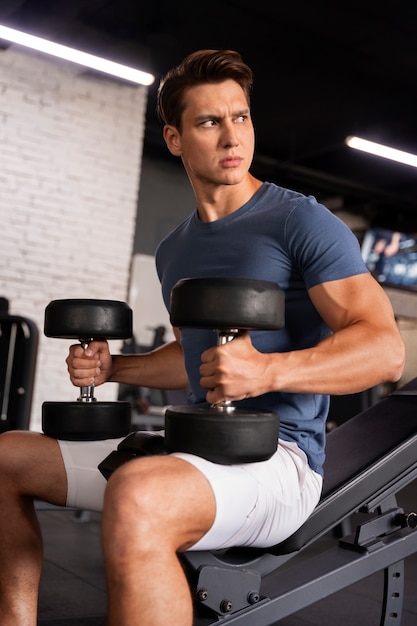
[0,46,148,430]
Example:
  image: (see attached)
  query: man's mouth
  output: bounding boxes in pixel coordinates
[220,156,243,167]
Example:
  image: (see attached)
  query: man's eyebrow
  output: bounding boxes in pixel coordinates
[193,113,221,123]
[194,108,250,122]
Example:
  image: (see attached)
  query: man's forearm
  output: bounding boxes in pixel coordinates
[267,320,405,396]
[109,340,189,390]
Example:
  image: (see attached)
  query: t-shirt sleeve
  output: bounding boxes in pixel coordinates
[284,197,369,290]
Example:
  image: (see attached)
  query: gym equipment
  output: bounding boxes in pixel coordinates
[42,299,133,440]
[181,378,417,625]
[165,277,285,464]
[98,431,167,479]
[0,298,38,431]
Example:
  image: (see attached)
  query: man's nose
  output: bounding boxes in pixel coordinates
[222,122,239,148]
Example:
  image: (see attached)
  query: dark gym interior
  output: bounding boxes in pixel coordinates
[1,2,417,625]
[2,1,417,229]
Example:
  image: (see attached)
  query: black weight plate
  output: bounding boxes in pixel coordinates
[170,277,285,330]
[164,404,279,464]
[42,400,132,440]
[44,299,132,340]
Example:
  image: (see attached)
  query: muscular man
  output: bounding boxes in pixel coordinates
[0,50,405,626]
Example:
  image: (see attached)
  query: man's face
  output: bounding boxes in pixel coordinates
[166,79,255,188]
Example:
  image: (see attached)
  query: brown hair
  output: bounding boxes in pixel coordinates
[157,49,253,131]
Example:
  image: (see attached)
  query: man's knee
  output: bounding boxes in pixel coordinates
[0,431,33,474]
[104,455,169,512]
[0,430,67,502]
[103,455,216,549]
[102,456,170,548]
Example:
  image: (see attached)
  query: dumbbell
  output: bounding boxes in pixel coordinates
[164,277,285,464]
[42,299,133,441]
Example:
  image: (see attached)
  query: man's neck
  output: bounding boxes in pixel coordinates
[195,175,263,223]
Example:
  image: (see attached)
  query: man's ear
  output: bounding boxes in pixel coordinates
[163,125,182,156]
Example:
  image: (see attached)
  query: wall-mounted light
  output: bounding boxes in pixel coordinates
[0,24,154,86]
[345,135,417,169]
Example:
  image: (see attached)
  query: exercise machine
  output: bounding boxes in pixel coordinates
[0,298,38,431]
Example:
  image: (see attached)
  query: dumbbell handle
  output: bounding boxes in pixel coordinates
[77,339,97,403]
[212,329,239,411]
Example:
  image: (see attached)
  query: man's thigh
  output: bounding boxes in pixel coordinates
[59,436,322,550]
[173,439,322,551]
[59,438,125,510]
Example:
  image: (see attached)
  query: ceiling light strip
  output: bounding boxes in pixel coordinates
[0,24,154,86]
[346,135,417,169]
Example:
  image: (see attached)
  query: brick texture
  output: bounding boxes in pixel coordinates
[0,46,147,430]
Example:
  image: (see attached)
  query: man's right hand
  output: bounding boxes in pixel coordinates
[66,340,113,388]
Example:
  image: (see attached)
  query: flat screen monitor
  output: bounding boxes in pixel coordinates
[361,227,417,291]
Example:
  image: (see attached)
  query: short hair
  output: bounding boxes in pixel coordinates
[157,49,253,131]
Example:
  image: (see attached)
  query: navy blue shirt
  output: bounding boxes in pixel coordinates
[156,182,368,475]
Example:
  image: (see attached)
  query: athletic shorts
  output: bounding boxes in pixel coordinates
[58,435,322,551]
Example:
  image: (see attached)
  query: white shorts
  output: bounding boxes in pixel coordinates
[58,435,322,551]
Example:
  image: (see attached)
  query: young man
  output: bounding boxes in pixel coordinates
[0,50,405,626]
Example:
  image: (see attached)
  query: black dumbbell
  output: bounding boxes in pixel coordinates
[42,299,133,440]
[164,278,285,464]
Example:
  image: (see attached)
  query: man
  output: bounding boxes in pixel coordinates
[0,50,405,626]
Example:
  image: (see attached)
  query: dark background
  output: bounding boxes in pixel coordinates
[1,0,417,230]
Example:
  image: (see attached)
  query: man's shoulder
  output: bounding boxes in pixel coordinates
[260,181,315,209]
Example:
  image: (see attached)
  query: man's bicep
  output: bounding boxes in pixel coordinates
[308,272,395,333]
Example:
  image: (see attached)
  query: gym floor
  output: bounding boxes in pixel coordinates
[36,478,417,625]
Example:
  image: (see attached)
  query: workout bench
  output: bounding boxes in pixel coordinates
[181,377,417,625]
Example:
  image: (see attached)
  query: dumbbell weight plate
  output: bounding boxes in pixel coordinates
[165,405,279,464]
[170,277,285,330]
[167,277,284,463]
[44,299,133,339]
[42,401,132,441]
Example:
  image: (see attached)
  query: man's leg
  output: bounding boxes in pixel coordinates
[0,430,68,626]
[101,455,217,626]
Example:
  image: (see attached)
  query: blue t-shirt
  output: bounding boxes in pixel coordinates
[155,182,368,475]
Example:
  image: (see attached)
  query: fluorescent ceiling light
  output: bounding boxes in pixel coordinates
[345,135,417,169]
[0,24,154,86]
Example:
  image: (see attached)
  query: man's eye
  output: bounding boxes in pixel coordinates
[236,115,247,123]
[201,120,216,127]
